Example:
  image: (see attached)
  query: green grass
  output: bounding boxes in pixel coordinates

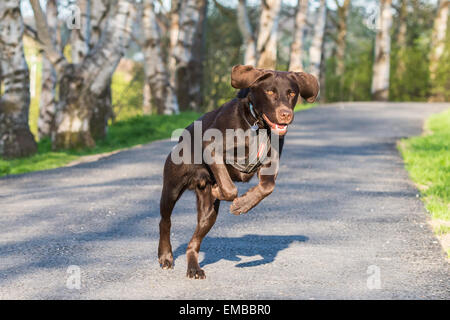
[1,101,317,178]
[0,112,200,177]
[294,102,317,112]
[399,109,450,222]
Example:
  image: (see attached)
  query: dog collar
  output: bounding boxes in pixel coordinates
[247,102,263,131]
[249,102,257,119]
[248,102,287,135]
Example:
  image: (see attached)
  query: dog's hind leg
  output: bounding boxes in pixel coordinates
[158,176,186,270]
[186,183,220,279]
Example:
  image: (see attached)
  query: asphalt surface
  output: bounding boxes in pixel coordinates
[0,102,449,299]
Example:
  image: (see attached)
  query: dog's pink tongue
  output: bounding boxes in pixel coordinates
[271,124,287,135]
[262,114,288,135]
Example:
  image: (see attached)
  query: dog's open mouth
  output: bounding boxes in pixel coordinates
[262,114,288,136]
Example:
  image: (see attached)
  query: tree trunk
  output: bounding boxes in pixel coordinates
[187,1,207,111]
[170,0,206,111]
[142,0,177,115]
[237,0,257,66]
[38,0,58,140]
[88,0,111,50]
[86,1,113,140]
[371,0,393,101]
[309,0,327,78]
[166,0,181,114]
[256,0,282,69]
[0,0,37,158]
[335,0,351,77]
[143,82,153,115]
[429,0,449,101]
[53,66,95,149]
[395,0,408,77]
[396,0,408,48]
[289,0,308,72]
[70,0,89,64]
[31,0,136,150]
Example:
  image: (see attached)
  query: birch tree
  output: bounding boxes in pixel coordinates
[0,0,37,158]
[289,0,308,72]
[30,0,136,150]
[186,0,207,111]
[429,0,449,101]
[170,0,206,111]
[38,0,58,139]
[395,0,408,76]
[256,0,282,69]
[237,0,257,66]
[334,0,351,76]
[70,0,89,64]
[142,0,177,115]
[371,0,393,101]
[167,0,181,113]
[309,0,327,78]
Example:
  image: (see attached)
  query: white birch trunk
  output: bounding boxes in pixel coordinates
[256,0,282,69]
[142,0,177,115]
[38,0,58,139]
[85,0,113,140]
[143,82,152,115]
[167,0,181,114]
[289,0,308,72]
[71,0,89,64]
[32,0,136,149]
[88,0,111,50]
[371,0,393,101]
[429,0,449,83]
[335,0,351,76]
[170,0,205,111]
[309,0,327,78]
[237,0,257,66]
[0,0,37,158]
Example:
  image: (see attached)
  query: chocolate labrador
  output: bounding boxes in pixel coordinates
[158,65,319,279]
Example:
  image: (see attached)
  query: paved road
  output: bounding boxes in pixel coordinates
[1,102,449,299]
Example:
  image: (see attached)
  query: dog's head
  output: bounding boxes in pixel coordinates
[231,65,319,135]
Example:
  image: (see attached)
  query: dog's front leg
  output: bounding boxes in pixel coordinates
[230,173,276,215]
[209,163,238,201]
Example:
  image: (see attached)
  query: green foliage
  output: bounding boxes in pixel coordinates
[0,112,200,177]
[430,22,450,101]
[203,4,243,111]
[294,102,317,112]
[111,63,145,121]
[325,5,375,102]
[399,109,450,221]
[390,35,431,101]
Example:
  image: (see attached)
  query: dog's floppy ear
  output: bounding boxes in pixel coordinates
[231,65,268,89]
[290,72,320,103]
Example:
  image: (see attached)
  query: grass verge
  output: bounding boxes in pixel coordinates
[398,108,450,257]
[0,112,200,177]
[1,102,317,178]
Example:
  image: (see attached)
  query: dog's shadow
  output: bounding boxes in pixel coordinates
[173,234,308,268]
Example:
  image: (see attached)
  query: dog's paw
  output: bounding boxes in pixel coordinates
[186,267,206,279]
[230,197,251,215]
[158,254,174,270]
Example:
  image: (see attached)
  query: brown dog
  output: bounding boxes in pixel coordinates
[158,65,319,279]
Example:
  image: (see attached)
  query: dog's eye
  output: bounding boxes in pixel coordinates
[289,92,296,97]
[266,90,274,96]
